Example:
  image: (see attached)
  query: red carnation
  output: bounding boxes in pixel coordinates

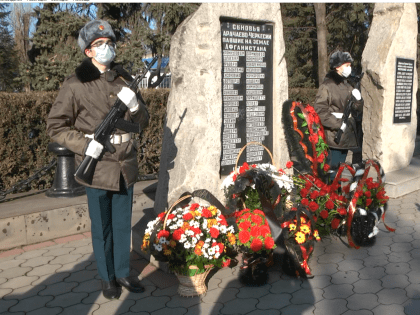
[172,228,184,241]
[343,184,350,194]
[260,225,271,237]
[320,210,329,219]
[317,153,325,163]
[286,161,294,169]
[232,174,237,182]
[183,213,193,221]
[222,258,231,268]
[157,212,165,221]
[338,208,347,216]
[239,230,251,244]
[331,218,341,230]
[323,164,331,172]
[253,209,264,215]
[364,191,372,198]
[301,198,309,206]
[366,198,373,207]
[250,225,261,237]
[305,181,313,190]
[157,230,170,239]
[239,221,251,231]
[264,237,275,250]
[308,201,319,212]
[202,209,212,218]
[209,227,219,238]
[300,188,309,198]
[213,242,224,253]
[325,200,335,210]
[190,203,200,211]
[251,214,263,225]
[250,238,263,252]
[310,191,319,199]
[309,134,319,144]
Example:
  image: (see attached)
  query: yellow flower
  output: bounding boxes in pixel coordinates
[207,219,218,228]
[182,222,190,230]
[314,230,321,241]
[164,249,172,256]
[300,224,311,235]
[169,240,177,248]
[227,232,236,245]
[143,233,150,241]
[289,223,297,231]
[208,206,218,216]
[300,217,307,224]
[194,210,201,218]
[295,231,306,244]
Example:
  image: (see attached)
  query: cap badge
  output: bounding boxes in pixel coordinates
[99,25,104,31]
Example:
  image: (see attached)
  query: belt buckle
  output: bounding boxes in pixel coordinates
[113,134,122,145]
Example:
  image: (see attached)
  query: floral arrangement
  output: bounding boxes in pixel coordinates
[351,177,389,210]
[233,208,276,254]
[142,202,236,276]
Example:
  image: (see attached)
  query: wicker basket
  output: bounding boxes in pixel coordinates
[175,265,213,297]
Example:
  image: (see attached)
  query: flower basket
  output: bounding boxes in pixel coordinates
[142,194,236,296]
[175,265,213,297]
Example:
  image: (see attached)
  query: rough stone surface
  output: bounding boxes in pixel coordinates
[155,3,288,213]
[361,3,418,172]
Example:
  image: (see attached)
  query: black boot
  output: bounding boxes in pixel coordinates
[116,276,145,293]
[102,279,122,300]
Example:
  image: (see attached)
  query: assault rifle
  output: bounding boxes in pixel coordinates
[75,56,158,185]
[334,72,364,145]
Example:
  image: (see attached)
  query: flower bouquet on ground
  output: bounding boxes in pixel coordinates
[233,208,277,286]
[142,198,236,296]
[280,205,320,278]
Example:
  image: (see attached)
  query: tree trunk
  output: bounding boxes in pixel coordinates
[314,3,328,87]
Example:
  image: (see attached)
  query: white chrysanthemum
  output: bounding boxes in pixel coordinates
[203,243,210,248]
[166,219,172,225]
[169,224,177,230]
[153,244,162,251]
[212,245,219,252]
[184,242,192,249]
[177,220,183,227]
[159,237,167,244]
[220,226,227,234]
[191,238,198,246]
[185,230,194,236]
[208,248,215,255]
[203,252,209,258]
[205,238,211,243]
[227,226,235,233]
[215,252,220,259]
[172,217,178,222]
[179,234,187,243]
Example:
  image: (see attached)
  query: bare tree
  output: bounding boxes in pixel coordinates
[314,3,328,86]
[10,3,34,91]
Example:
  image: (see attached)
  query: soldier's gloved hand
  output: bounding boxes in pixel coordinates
[85,139,104,159]
[117,87,139,113]
[352,89,362,101]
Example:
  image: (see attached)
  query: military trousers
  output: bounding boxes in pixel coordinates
[85,177,133,282]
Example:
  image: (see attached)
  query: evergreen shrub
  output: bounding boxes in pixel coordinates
[0,89,169,193]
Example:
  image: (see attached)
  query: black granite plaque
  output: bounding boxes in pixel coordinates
[393,57,414,124]
[220,20,274,175]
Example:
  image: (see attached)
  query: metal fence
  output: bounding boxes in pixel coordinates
[138,74,172,89]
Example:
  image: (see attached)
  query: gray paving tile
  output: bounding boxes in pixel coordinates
[372,303,406,315]
[0,277,6,285]
[363,255,389,267]
[346,293,379,310]
[366,245,392,256]
[247,310,280,315]
[31,272,71,286]
[92,299,136,315]
[279,304,315,315]
[380,274,410,289]
[330,270,360,284]
[48,253,83,265]
[26,307,62,315]
[218,276,244,289]
[411,238,420,249]
[309,263,338,276]
[9,295,54,313]
[290,288,324,304]
[63,238,92,248]
[69,245,93,256]
[46,292,89,308]
[353,279,383,294]
[384,262,411,275]
[0,287,12,298]
[396,219,416,227]
[81,290,114,305]
[151,284,178,297]
[212,266,234,279]
[317,253,344,264]
[405,283,420,299]
[0,266,32,279]
[72,278,102,293]
[237,285,270,299]
[337,259,364,272]
[26,263,61,277]
[38,281,79,296]
[1,275,39,289]
[3,284,46,300]
[342,310,373,315]
[15,250,49,260]
[390,242,413,252]
[64,269,97,283]
[407,270,420,284]
[220,297,259,314]
[42,246,73,257]
[404,299,420,315]
[358,266,386,280]
[266,271,281,284]
[301,275,332,289]
[269,278,302,293]
[0,298,18,313]
[388,251,412,263]
[152,307,187,315]
[59,302,99,315]
[166,294,201,308]
[374,236,394,246]
[313,298,348,315]
[130,296,170,312]
[323,284,354,299]
[185,302,223,315]
[344,248,370,260]
[20,255,53,268]
[376,288,409,305]
[0,259,26,270]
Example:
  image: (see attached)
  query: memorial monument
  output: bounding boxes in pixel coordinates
[361,3,418,173]
[154,3,288,213]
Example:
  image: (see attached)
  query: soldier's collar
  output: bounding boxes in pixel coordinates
[75,58,133,83]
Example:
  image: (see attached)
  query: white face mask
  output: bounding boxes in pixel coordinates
[93,43,116,66]
[341,65,352,78]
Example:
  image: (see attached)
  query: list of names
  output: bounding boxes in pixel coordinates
[220,21,273,175]
[393,58,414,124]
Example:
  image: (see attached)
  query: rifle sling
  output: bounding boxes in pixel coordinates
[114,119,141,134]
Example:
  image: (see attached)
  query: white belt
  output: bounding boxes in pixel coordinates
[85,133,131,145]
[332,112,343,119]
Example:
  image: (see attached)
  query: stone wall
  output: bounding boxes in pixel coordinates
[154,3,288,213]
[361,3,418,173]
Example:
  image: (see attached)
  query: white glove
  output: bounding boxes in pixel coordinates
[352,89,362,101]
[117,87,139,112]
[85,139,104,159]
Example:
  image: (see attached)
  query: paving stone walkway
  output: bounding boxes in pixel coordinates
[0,190,419,314]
